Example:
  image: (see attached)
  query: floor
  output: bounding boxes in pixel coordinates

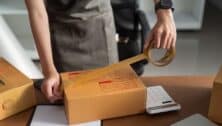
[143,3,222,76]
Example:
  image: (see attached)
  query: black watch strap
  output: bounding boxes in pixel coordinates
[155,0,174,12]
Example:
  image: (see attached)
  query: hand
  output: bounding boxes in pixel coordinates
[144,9,176,50]
[41,72,63,103]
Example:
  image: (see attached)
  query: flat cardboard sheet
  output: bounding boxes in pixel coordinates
[30,105,101,126]
[171,114,218,126]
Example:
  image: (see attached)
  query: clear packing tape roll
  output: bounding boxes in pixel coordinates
[146,42,175,66]
[120,41,176,67]
[63,41,176,90]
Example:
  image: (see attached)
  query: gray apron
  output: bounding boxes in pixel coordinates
[46,0,118,72]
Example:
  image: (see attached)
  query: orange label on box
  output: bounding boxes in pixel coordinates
[96,68,139,92]
[98,79,138,92]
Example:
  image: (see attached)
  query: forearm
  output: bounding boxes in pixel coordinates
[25,0,57,77]
[153,0,174,21]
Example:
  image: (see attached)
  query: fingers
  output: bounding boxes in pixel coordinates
[146,29,171,49]
[154,30,161,48]
[168,36,173,49]
[167,31,177,49]
[172,34,176,48]
[161,31,168,49]
[156,30,176,49]
[41,79,63,103]
[52,83,63,98]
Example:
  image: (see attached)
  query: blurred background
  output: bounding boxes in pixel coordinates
[0,0,221,79]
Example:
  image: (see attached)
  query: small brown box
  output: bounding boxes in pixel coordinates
[0,58,36,120]
[61,66,146,124]
[208,66,222,124]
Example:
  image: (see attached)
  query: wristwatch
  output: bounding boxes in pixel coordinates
[155,0,174,12]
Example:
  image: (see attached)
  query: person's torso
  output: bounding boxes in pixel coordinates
[46,0,112,21]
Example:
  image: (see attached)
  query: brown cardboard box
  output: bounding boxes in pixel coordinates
[208,66,222,124]
[0,58,36,120]
[61,66,146,124]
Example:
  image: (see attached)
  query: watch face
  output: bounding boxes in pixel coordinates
[161,0,173,7]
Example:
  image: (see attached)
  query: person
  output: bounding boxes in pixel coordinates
[25,0,176,103]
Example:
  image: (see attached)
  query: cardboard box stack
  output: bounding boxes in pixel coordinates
[0,58,36,120]
[208,66,222,124]
[61,66,146,124]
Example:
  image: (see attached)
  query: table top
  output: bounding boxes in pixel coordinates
[0,76,218,126]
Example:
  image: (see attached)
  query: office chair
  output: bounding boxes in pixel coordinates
[111,0,150,75]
